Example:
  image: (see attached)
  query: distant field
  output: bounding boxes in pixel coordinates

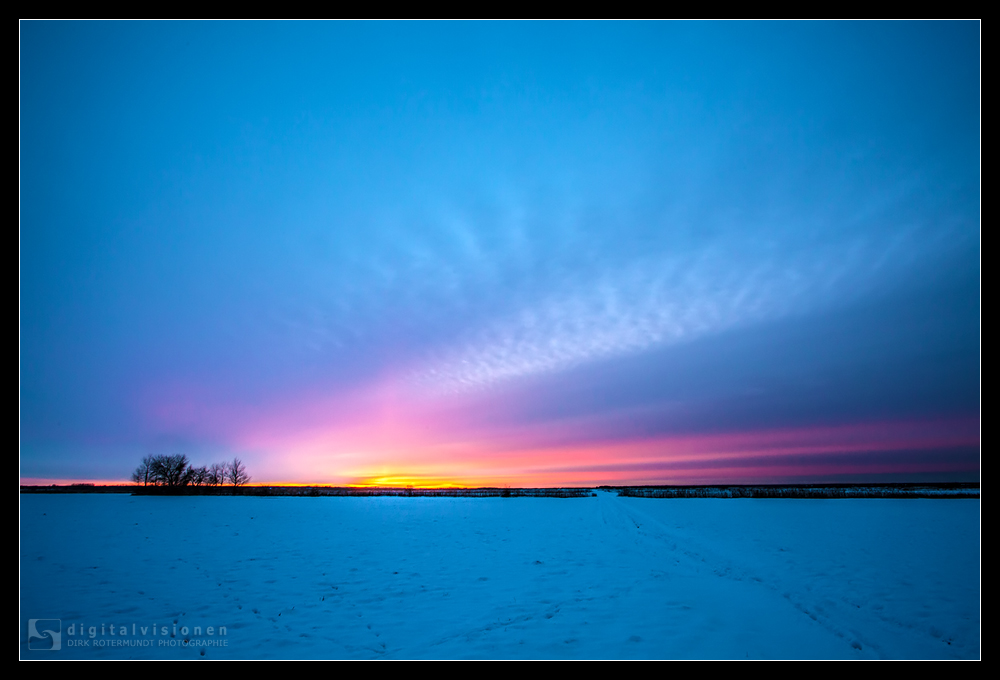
[20,483,979,498]
[20,492,980,659]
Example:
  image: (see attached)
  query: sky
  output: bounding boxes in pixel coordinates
[20,21,980,487]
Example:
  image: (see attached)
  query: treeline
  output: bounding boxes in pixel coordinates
[303,487,595,498]
[131,455,250,488]
[143,486,596,498]
[20,485,134,494]
[609,483,980,499]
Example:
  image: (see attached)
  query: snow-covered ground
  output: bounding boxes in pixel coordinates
[19,492,980,659]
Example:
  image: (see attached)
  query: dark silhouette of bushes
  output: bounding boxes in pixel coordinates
[227,487,593,498]
[607,483,980,499]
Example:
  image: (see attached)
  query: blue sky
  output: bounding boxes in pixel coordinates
[20,21,980,485]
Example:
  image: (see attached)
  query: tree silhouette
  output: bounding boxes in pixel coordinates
[150,454,192,487]
[227,457,251,486]
[130,455,155,486]
[208,462,227,486]
[131,454,250,489]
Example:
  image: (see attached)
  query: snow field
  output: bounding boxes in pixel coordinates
[20,492,979,659]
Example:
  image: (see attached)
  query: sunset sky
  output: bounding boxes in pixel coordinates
[20,21,980,486]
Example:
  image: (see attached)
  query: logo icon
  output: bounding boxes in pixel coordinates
[28,619,61,651]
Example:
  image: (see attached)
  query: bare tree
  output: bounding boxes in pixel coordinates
[227,457,251,486]
[148,454,192,487]
[207,462,227,486]
[130,455,155,486]
[188,466,210,486]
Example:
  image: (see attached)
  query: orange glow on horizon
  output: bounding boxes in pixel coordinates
[22,415,978,489]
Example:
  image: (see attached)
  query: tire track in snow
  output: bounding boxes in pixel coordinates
[601,492,891,658]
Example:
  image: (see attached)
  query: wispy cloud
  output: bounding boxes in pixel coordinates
[411,226,932,393]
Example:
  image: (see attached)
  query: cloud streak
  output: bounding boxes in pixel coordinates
[412,225,934,393]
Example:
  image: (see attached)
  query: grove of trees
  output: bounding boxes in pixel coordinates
[131,455,251,488]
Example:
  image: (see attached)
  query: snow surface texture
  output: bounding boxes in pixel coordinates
[20,493,980,659]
